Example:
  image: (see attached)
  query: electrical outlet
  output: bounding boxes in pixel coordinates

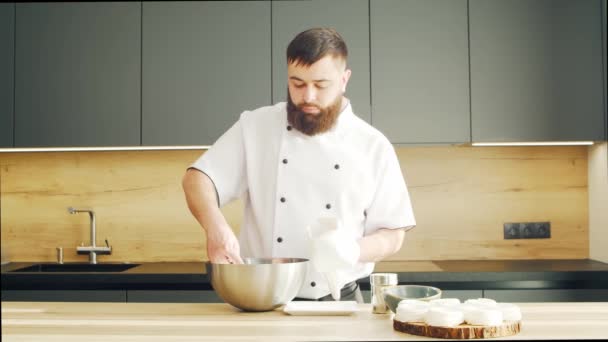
[533,222,551,238]
[503,223,521,239]
[503,222,551,239]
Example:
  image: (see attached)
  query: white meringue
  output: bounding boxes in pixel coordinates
[464,298,497,307]
[395,300,430,323]
[497,303,522,321]
[397,297,522,328]
[429,298,461,307]
[424,306,465,327]
[464,307,503,326]
[461,303,478,316]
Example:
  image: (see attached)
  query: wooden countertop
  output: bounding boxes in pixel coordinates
[2,302,607,341]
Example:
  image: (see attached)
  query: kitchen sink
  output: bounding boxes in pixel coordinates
[9,263,140,273]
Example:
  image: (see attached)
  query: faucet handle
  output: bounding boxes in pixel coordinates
[105,239,110,248]
[56,247,64,264]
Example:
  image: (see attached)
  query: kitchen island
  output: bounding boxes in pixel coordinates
[2,301,607,341]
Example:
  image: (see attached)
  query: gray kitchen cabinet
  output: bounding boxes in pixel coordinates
[485,289,608,302]
[370,0,470,144]
[271,0,371,123]
[0,3,14,147]
[470,0,605,142]
[142,1,271,146]
[14,2,141,147]
[1,290,126,302]
[14,3,141,147]
[127,290,223,303]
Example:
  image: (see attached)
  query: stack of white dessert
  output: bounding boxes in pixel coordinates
[394,298,522,327]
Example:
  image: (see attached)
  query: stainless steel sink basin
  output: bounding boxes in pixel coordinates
[9,263,139,273]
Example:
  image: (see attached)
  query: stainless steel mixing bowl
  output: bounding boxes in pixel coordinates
[383,285,442,313]
[206,257,308,312]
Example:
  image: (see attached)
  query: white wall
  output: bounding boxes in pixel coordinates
[589,142,608,262]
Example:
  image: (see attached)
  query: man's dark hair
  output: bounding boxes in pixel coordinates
[286,27,348,67]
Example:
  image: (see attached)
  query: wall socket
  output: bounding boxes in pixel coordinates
[503,222,551,239]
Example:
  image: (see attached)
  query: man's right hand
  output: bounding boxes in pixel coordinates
[182,169,244,265]
[206,224,244,264]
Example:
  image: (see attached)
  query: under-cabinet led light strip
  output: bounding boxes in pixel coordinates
[0,142,597,152]
[472,141,594,146]
[0,146,212,152]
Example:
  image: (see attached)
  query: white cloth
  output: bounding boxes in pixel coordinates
[190,101,416,299]
[308,217,360,300]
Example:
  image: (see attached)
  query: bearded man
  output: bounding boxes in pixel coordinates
[182,28,416,302]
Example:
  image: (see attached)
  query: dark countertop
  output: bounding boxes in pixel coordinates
[2,259,608,291]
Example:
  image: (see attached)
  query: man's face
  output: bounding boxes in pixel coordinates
[286,55,351,135]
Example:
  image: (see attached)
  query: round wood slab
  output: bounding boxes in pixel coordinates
[393,320,521,339]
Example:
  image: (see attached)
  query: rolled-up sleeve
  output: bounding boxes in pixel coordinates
[364,143,416,235]
[189,119,248,207]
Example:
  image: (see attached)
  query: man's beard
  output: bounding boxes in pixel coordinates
[287,92,343,136]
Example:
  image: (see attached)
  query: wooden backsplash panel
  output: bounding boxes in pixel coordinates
[391,146,588,260]
[0,146,588,262]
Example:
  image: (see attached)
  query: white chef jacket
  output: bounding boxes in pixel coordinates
[190,101,416,299]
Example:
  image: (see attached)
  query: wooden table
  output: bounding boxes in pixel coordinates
[2,302,607,341]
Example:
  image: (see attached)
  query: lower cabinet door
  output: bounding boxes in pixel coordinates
[1,290,126,302]
[484,289,608,302]
[127,290,223,303]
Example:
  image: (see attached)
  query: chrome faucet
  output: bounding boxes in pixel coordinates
[68,207,111,264]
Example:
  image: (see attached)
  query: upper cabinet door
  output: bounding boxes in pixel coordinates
[371,0,470,144]
[470,0,605,142]
[142,1,271,146]
[0,3,14,148]
[14,2,141,147]
[271,0,371,123]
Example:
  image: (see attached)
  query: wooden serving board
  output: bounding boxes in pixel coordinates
[393,320,521,339]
